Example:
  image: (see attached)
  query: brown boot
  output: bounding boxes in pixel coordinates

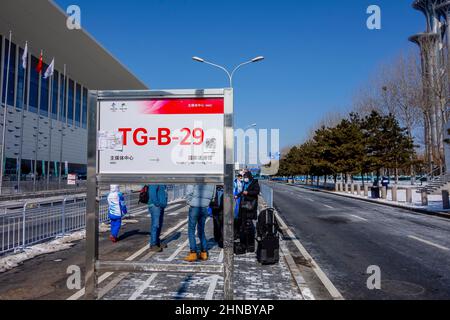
[199,251,209,261]
[150,245,163,253]
[184,251,198,262]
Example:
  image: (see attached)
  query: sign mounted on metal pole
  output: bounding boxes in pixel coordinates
[85,89,234,300]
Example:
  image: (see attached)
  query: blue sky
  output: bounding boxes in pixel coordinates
[55,0,424,148]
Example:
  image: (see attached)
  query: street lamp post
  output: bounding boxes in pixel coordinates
[192,56,264,88]
[192,56,264,300]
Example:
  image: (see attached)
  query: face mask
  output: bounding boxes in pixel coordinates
[244,178,250,183]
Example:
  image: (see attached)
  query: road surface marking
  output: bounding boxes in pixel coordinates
[129,203,185,217]
[166,239,190,261]
[350,215,368,222]
[168,212,181,216]
[67,218,188,300]
[129,274,158,300]
[100,227,189,300]
[408,236,450,251]
[273,210,344,300]
[129,236,190,300]
[307,198,314,202]
[205,250,224,300]
[323,204,334,209]
[128,218,212,301]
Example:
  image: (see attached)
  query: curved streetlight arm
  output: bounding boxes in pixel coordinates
[202,61,233,87]
[230,60,254,88]
[194,56,264,88]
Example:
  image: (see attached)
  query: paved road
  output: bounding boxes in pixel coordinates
[268,181,450,300]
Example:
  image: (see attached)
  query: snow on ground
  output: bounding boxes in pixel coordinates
[0,231,85,273]
[336,188,449,213]
[0,216,142,273]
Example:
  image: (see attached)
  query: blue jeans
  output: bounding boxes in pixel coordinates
[149,205,165,246]
[188,207,209,253]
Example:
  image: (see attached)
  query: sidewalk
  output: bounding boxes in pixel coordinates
[100,217,307,300]
[291,183,450,219]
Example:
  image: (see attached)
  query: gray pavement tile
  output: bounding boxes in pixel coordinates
[101,219,303,300]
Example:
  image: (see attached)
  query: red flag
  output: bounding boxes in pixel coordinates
[36,51,43,73]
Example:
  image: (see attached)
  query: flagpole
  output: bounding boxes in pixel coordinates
[46,73,51,190]
[46,59,54,190]
[17,41,28,192]
[59,64,66,189]
[33,50,43,192]
[0,31,13,195]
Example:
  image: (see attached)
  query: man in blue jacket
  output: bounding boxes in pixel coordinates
[184,184,215,262]
[148,185,168,252]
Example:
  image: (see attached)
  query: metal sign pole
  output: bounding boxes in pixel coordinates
[223,88,234,300]
[85,91,99,300]
[84,89,233,300]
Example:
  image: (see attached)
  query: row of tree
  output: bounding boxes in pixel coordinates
[278,111,420,184]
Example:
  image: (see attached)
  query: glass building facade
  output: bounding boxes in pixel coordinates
[1,34,90,177]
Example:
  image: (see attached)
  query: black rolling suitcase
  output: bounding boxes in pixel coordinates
[256,208,280,265]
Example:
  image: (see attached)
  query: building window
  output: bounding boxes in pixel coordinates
[59,73,66,123]
[16,46,28,110]
[82,88,88,129]
[68,79,74,124]
[75,83,81,127]
[2,39,16,107]
[40,63,49,117]
[29,56,39,112]
[51,70,59,120]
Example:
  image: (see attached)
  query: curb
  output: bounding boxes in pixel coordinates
[289,183,450,220]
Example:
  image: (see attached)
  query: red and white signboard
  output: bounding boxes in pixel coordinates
[98,98,225,175]
[67,174,77,185]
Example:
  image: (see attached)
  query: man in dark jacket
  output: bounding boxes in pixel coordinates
[236,172,260,253]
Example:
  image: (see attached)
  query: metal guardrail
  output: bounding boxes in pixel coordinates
[0,180,88,196]
[0,185,187,255]
[260,183,274,208]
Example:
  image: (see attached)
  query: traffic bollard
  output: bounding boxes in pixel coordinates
[392,185,398,202]
[350,183,354,195]
[421,191,428,206]
[344,184,348,193]
[356,184,361,196]
[381,187,387,199]
[442,190,450,210]
[406,188,413,204]
[364,185,369,197]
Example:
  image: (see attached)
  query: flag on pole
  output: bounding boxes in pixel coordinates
[54,161,58,177]
[22,42,28,69]
[42,160,46,176]
[44,58,55,79]
[36,51,43,73]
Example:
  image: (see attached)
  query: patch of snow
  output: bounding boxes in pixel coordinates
[335,188,450,213]
[0,230,85,273]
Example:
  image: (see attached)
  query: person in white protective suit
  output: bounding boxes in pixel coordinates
[107,185,128,243]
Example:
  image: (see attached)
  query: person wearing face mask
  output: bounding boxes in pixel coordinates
[236,171,260,253]
[233,174,244,240]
